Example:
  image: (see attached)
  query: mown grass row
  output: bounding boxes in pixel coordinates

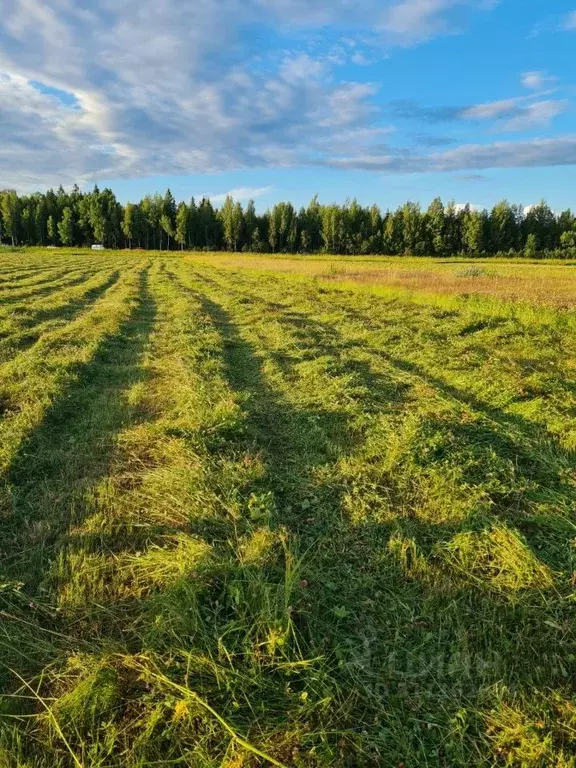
[0,268,129,366]
[168,259,576,764]
[2,259,319,766]
[0,252,575,767]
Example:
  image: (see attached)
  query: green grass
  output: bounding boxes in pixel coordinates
[1,248,576,767]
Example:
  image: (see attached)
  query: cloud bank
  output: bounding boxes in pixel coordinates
[0,0,573,189]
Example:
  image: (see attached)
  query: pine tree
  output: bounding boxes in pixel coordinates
[188,198,198,249]
[198,198,218,249]
[244,199,257,247]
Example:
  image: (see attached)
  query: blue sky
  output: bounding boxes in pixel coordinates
[1,0,575,211]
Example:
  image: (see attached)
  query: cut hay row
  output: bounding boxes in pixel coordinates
[0,250,575,767]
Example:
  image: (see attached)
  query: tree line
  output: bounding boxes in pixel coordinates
[1,184,575,257]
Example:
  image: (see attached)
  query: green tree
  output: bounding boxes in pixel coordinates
[163,188,177,221]
[0,191,20,246]
[161,189,177,249]
[175,202,189,250]
[197,198,220,249]
[88,187,107,245]
[490,200,519,253]
[557,209,575,241]
[160,213,175,250]
[57,207,74,246]
[47,214,58,245]
[251,226,265,252]
[383,209,404,255]
[560,230,576,257]
[401,202,425,255]
[524,201,556,251]
[304,195,322,252]
[426,197,446,255]
[188,198,198,249]
[524,232,538,258]
[221,195,241,251]
[244,199,257,248]
[367,204,382,253]
[142,193,163,249]
[122,203,135,248]
[20,201,34,245]
[34,195,48,245]
[345,198,368,254]
[269,203,296,252]
[321,204,346,254]
[462,208,487,255]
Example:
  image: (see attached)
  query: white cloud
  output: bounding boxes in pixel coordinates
[258,0,494,40]
[0,72,122,189]
[521,70,556,90]
[431,137,576,171]
[324,136,576,173]
[1,0,416,189]
[0,0,571,190]
[462,98,520,121]
[523,203,559,216]
[208,186,273,203]
[454,202,482,212]
[381,0,459,44]
[501,100,568,132]
[562,10,576,30]
[459,95,568,132]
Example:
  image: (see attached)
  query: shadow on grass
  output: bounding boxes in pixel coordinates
[0,269,100,310]
[186,267,576,538]
[184,270,576,568]
[0,267,155,594]
[169,272,576,737]
[0,268,67,293]
[2,262,574,766]
[280,306,576,562]
[0,265,56,284]
[194,290,356,517]
[20,270,121,327]
[0,272,123,365]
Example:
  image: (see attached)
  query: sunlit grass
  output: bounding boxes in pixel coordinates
[187,251,576,309]
[0,248,575,766]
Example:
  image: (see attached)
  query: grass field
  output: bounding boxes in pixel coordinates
[0,248,575,767]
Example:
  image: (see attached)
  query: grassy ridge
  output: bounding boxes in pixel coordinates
[0,250,575,767]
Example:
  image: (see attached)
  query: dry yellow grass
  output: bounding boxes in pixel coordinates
[186,253,576,308]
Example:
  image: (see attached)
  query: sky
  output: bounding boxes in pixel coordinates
[1,0,576,211]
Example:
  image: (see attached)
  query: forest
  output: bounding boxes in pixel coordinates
[1,185,576,257]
